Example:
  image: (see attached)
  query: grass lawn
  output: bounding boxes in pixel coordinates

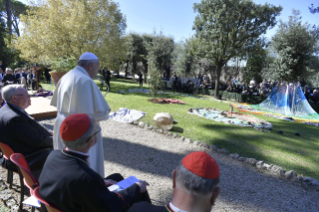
[40,77,319,181]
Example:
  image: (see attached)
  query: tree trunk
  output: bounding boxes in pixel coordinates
[214,65,222,98]
[143,62,148,83]
[124,61,129,79]
[6,0,12,36]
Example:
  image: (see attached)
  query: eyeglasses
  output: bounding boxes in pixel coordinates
[86,127,101,142]
[15,94,31,98]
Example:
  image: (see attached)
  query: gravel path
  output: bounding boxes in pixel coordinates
[2,118,318,211]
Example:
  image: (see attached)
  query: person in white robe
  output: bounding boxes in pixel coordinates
[51,52,110,177]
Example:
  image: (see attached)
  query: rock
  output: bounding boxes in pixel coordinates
[153,113,174,131]
[180,136,185,141]
[278,130,283,134]
[167,132,173,137]
[144,123,149,128]
[285,170,296,179]
[185,138,193,143]
[138,121,145,128]
[264,163,272,169]
[245,158,257,166]
[199,142,209,148]
[6,198,16,207]
[217,148,229,154]
[297,175,303,182]
[256,161,265,169]
[133,121,139,125]
[172,134,178,139]
[194,140,201,146]
[210,145,218,151]
[238,157,246,162]
[303,177,319,186]
[295,132,300,136]
[229,153,240,160]
[268,165,285,177]
[158,129,164,134]
[147,125,154,130]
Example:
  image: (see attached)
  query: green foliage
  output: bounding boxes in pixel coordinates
[0,0,27,36]
[147,63,162,98]
[243,40,268,83]
[50,57,76,72]
[172,37,200,77]
[193,0,282,96]
[271,10,319,81]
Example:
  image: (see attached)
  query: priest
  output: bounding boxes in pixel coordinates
[51,52,110,177]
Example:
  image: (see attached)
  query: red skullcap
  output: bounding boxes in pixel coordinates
[60,113,90,141]
[182,151,220,179]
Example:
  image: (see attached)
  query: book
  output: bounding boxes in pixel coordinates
[108,176,140,192]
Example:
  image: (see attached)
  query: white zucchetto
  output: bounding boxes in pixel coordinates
[79,52,99,61]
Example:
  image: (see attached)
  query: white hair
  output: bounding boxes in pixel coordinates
[77,59,99,68]
[5,68,12,72]
[1,85,23,103]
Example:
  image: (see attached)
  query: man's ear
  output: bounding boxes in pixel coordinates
[210,187,221,206]
[172,169,176,188]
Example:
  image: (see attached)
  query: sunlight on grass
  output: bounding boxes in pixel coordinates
[41,77,319,180]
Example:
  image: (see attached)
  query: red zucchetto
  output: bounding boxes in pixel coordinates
[60,113,90,141]
[182,151,220,179]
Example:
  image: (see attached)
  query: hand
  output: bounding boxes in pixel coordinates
[104,179,117,186]
[135,181,149,193]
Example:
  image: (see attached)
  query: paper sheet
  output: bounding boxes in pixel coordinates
[23,195,41,208]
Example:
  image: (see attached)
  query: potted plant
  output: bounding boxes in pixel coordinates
[49,57,76,85]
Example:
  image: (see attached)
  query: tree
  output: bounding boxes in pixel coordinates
[243,39,268,83]
[0,0,27,36]
[193,0,282,97]
[309,3,319,14]
[145,32,174,98]
[271,10,319,81]
[172,37,200,77]
[13,0,126,69]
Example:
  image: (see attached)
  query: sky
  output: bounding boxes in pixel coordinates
[20,0,319,42]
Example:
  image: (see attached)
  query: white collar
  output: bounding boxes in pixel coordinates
[75,66,90,78]
[65,147,89,157]
[169,202,187,212]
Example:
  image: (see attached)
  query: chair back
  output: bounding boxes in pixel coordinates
[10,153,38,190]
[33,187,61,212]
[0,142,15,160]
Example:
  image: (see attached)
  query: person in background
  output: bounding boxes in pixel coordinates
[2,68,17,86]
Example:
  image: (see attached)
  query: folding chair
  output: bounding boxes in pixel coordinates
[10,153,39,212]
[0,142,25,210]
[33,187,62,212]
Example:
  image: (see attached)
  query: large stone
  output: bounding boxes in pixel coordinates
[194,141,201,146]
[153,113,174,130]
[210,145,218,151]
[138,121,145,128]
[229,153,240,160]
[245,158,258,166]
[285,170,297,179]
[217,148,229,154]
[303,177,319,186]
[256,161,265,169]
[185,138,193,143]
[268,165,285,177]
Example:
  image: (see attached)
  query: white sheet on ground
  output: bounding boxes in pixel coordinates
[109,108,146,123]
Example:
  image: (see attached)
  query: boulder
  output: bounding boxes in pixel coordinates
[285,170,297,180]
[245,158,257,166]
[153,113,174,130]
[268,165,285,177]
[229,153,240,160]
[138,121,145,128]
[303,177,319,186]
[256,161,265,169]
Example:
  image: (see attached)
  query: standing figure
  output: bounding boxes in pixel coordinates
[104,67,111,91]
[51,52,110,177]
[138,72,143,87]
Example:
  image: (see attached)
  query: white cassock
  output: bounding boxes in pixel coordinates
[51,66,110,177]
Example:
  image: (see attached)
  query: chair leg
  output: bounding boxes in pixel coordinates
[8,170,13,189]
[18,171,24,211]
[6,170,10,183]
[31,206,35,212]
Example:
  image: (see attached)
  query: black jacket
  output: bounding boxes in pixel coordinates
[39,149,141,212]
[2,74,17,84]
[0,104,53,156]
[129,202,172,212]
[15,73,27,81]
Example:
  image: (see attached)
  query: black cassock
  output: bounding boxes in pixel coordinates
[129,201,173,212]
[39,149,149,212]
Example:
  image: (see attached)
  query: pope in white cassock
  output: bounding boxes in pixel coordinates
[51,52,110,177]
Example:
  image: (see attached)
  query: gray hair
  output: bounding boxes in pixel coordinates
[62,116,98,149]
[1,85,23,103]
[77,59,99,68]
[175,162,220,197]
[6,68,12,72]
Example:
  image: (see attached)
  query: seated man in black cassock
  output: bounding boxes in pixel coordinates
[0,85,53,171]
[39,113,151,212]
[129,151,221,212]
